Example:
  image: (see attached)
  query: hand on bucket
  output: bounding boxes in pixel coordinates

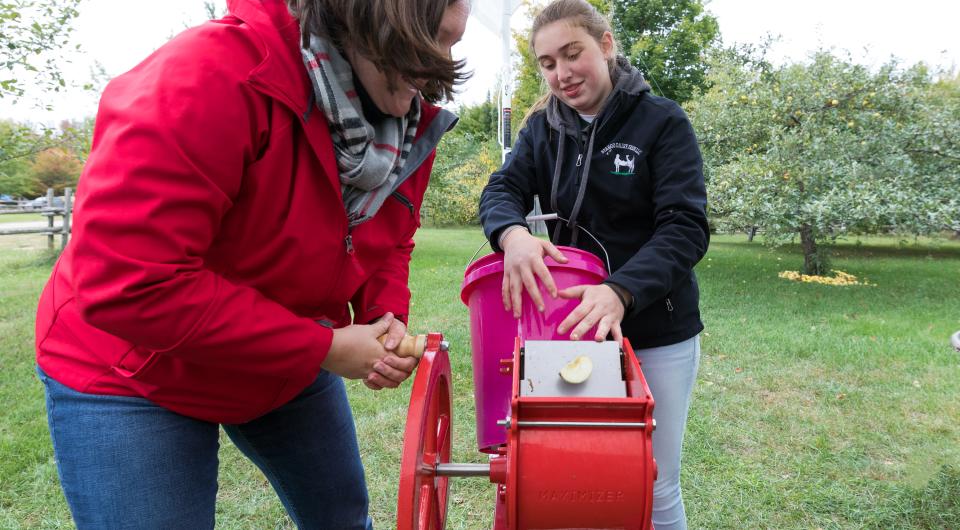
[500,228,568,318]
[557,284,625,344]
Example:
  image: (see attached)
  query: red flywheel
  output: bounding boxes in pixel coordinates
[397,333,452,530]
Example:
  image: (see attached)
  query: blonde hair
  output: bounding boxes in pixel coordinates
[520,0,618,127]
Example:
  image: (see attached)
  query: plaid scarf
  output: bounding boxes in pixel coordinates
[301,34,420,227]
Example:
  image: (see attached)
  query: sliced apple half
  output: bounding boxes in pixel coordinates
[559,355,593,384]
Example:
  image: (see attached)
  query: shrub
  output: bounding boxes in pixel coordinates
[424,133,501,226]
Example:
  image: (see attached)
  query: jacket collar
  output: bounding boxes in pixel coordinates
[227,0,312,117]
[225,0,456,195]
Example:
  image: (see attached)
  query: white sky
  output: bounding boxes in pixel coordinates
[3,0,958,124]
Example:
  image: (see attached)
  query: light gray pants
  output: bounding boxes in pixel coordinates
[633,335,701,530]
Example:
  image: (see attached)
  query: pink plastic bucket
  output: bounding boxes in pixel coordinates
[460,246,607,452]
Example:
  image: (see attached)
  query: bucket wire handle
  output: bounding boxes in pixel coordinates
[466,240,491,268]
[468,213,612,274]
[527,213,612,273]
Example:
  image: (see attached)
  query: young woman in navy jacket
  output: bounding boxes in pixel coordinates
[479,1,708,528]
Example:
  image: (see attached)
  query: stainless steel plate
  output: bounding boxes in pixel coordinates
[521,340,626,398]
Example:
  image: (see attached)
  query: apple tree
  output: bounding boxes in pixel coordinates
[1,0,83,100]
[688,50,960,275]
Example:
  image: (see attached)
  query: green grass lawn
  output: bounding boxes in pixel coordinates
[0,213,44,224]
[1,229,958,529]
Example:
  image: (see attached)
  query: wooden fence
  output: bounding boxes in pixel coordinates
[0,188,73,250]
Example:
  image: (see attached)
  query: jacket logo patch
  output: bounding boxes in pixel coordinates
[613,154,635,175]
[601,143,642,176]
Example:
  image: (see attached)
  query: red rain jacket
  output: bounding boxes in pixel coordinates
[35,0,455,424]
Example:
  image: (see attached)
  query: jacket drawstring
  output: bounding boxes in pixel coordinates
[567,123,597,246]
[550,124,566,245]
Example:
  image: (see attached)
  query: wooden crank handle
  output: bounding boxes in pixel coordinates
[378,333,427,359]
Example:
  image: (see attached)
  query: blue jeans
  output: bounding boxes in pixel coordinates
[634,335,701,530]
[38,367,374,530]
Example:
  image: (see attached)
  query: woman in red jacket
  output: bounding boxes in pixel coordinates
[34,0,469,527]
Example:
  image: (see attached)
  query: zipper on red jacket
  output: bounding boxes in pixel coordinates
[390,190,415,215]
[320,224,353,305]
[344,228,355,255]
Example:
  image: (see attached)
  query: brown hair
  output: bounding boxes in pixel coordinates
[286,0,469,103]
[521,0,618,125]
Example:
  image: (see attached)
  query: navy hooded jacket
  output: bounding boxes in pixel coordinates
[479,58,709,348]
